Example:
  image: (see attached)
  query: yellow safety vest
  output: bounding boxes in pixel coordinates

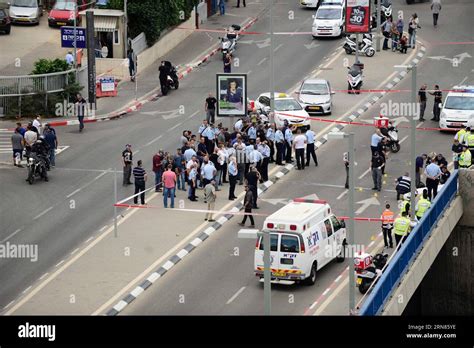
[459,150,472,167]
[393,217,411,236]
[466,133,474,148]
[456,129,467,144]
[400,200,410,214]
[416,198,431,218]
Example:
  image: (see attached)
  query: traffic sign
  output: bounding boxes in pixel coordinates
[61,26,87,49]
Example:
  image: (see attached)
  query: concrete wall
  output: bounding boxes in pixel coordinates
[136,10,195,75]
[458,168,474,226]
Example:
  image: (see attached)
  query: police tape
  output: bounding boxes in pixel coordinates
[114,202,395,222]
[277,112,462,132]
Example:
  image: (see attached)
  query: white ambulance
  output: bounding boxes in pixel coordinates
[254,199,347,285]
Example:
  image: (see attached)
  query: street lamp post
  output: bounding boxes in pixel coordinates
[376,0,381,52]
[328,131,355,314]
[238,228,271,315]
[395,64,417,220]
[73,1,78,81]
[269,0,275,114]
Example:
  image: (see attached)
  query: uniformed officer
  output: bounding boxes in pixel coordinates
[284,124,294,163]
[380,203,394,248]
[454,125,467,145]
[415,189,431,220]
[274,126,285,165]
[122,144,133,186]
[305,125,318,166]
[400,192,411,216]
[459,145,472,168]
[393,211,411,246]
[464,127,474,158]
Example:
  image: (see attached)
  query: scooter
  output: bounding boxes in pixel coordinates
[26,153,48,185]
[347,64,363,94]
[343,34,375,57]
[220,24,241,60]
[160,61,179,96]
[381,121,400,152]
[355,253,388,294]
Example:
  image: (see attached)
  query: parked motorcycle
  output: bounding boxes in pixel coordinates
[381,122,400,152]
[159,61,179,96]
[347,64,363,94]
[355,253,389,294]
[343,34,375,57]
[26,153,48,185]
[219,24,241,60]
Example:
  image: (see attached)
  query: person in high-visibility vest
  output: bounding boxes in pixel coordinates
[415,189,431,220]
[380,203,394,248]
[465,128,474,158]
[393,211,411,246]
[454,125,467,145]
[459,145,472,168]
[400,193,411,216]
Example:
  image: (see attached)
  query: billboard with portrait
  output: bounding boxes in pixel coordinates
[216,73,247,117]
[345,0,371,33]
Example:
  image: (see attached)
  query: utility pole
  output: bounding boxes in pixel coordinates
[269,0,275,114]
[410,65,417,221]
[73,1,78,81]
[348,132,355,314]
[376,0,381,52]
[124,0,128,54]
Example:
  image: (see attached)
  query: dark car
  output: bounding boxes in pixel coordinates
[0,6,11,34]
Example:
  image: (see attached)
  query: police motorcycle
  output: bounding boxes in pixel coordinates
[219,24,241,61]
[380,121,400,153]
[159,60,179,96]
[343,33,375,57]
[355,252,389,294]
[26,138,50,185]
[347,63,363,94]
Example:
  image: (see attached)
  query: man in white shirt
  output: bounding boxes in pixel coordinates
[24,125,38,157]
[274,126,285,165]
[305,125,318,166]
[293,128,307,170]
[32,115,42,135]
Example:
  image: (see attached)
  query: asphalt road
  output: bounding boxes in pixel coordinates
[0,1,343,309]
[119,0,474,315]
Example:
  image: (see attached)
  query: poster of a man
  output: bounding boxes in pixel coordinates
[216,74,247,116]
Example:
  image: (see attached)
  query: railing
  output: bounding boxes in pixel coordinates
[359,170,459,315]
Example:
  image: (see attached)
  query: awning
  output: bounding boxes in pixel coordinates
[94,16,117,32]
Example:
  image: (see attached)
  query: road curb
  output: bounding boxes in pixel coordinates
[105,42,427,316]
[106,162,294,316]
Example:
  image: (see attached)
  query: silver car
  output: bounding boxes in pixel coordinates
[297,79,334,115]
[9,0,43,24]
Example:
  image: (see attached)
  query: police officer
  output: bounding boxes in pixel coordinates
[400,193,411,216]
[274,126,285,165]
[122,144,133,186]
[454,125,467,145]
[395,172,411,201]
[459,145,472,168]
[464,127,474,158]
[305,125,318,166]
[415,189,431,220]
[380,203,394,248]
[284,123,294,163]
[393,211,411,246]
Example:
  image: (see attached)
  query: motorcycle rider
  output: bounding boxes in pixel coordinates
[159,61,171,92]
[29,137,50,181]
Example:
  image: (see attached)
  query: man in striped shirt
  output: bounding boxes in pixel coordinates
[133,160,147,205]
[395,173,411,201]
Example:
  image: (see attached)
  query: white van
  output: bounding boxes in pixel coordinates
[254,199,346,285]
[312,4,345,38]
[439,86,474,131]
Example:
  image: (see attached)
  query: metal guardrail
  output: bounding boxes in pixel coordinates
[359,170,459,316]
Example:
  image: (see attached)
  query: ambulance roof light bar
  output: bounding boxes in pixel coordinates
[293,198,328,204]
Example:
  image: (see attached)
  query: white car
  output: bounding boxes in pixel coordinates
[9,0,43,24]
[312,4,345,38]
[254,92,311,130]
[439,86,474,131]
[254,199,346,285]
[300,0,319,9]
[297,78,334,115]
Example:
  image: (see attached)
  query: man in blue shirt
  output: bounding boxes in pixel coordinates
[132,160,147,205]
[305,125,318,166]
[424,162,441,200]
[43,128,58,167]
[371,129,383,155]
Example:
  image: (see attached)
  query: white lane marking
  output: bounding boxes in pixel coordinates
[274,43,284,52]
[187,110,200,119]
[459,76,468,85]
[368,241,375,247]
[71,248,80,255]
[399,135,409,144]
[3,301,15,310]
[84,237,94,244]
[144,135,163,147]
[336,190,347,200]
[66,188,81,198]
[130,286,144,298]
[33,206,53,220]
[358,168,371,180]
[0,228,23,243]
[322,288,331,296]
[176,249,189,259]
[162,260,175,271]
[226,286,246,304]
[22,286,32,294]
[147,272,160,283]
[257,57,267,65]
[39,273,49,280]
[99,225,108,232]
[417,122,424,128]
[334,275,342,283]
[55,260,65,267]
[169,122,183,131]
[309,301,318,310]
